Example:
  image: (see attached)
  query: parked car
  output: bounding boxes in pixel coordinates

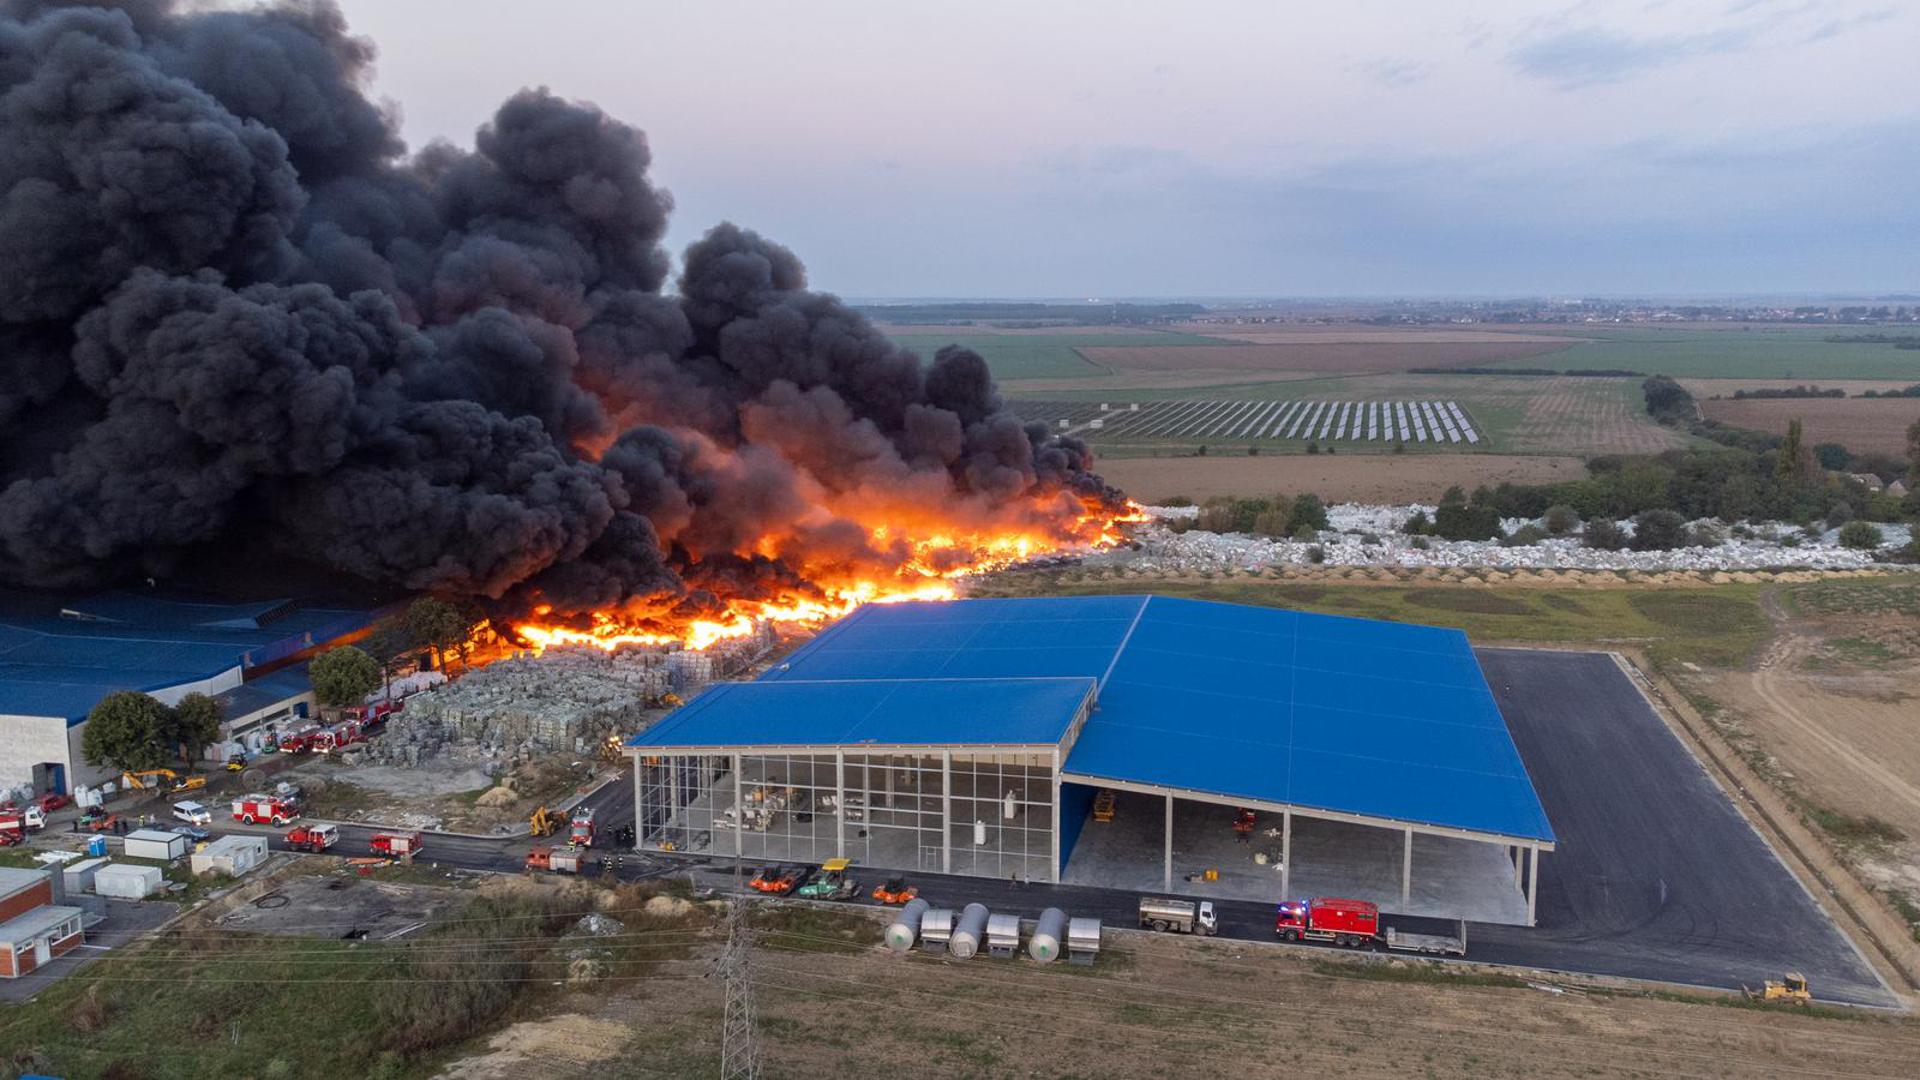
[172,824,211,843]
[172,800,213,826]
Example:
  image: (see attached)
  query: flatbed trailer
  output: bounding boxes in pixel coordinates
[1381,913,1467,957]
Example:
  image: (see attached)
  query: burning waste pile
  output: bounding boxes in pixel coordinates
[0,1,1138,651]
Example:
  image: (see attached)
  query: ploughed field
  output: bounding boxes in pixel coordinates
[1698,396,1920,456]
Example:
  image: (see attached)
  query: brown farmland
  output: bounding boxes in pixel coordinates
[1699,397,1920,456]
[1513,377,1688,455]
[1175,323,1580,346]
[1095,453,1587,503]
[1081,339,1574,375]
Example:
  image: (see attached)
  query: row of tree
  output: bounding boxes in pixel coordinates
[81,691,223,775]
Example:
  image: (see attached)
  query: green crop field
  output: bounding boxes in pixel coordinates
[885,331,1236,380]
[1500,327,1920,381]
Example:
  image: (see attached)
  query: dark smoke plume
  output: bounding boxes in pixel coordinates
[0,1,1118,626]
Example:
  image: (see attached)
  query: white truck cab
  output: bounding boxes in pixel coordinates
[1197,901,1218,934]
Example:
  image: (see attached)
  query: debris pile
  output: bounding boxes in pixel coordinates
[370,648,673,767]
[1090,505,1911,574]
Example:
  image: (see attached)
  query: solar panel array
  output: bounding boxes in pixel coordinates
[1009,399,1480,444]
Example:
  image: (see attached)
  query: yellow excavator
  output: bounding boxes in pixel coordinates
[121,769,206,794]
[529,806,559,837]
[1743,972,1811,1005]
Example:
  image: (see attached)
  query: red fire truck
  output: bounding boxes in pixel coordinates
[278,725,322,754]
[369,831,424,857]
[311,719,367,754]
[232,794,300,826]
[284,824,339,852]
[1274,897,1467,956]
[568,807,596,848]
[345,699,401,729]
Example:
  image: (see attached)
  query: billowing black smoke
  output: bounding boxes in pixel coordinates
[0,1,1118,626]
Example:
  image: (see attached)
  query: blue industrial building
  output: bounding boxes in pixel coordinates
[0,591,375,797]
[629,595,1556,923]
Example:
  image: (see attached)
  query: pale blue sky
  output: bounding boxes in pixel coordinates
[336,0,1917,298]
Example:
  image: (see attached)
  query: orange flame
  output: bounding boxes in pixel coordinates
[513,500,1146,654]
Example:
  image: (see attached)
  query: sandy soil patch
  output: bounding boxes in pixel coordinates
[1699,397,1920,456]
[1082,339,1572,375]
[1094,453,1587,503]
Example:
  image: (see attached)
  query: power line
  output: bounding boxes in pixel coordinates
[719,857,761,1080]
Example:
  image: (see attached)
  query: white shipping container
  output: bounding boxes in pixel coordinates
[62,857,108,894]
[122,829,189,862]
[93,863,164,900]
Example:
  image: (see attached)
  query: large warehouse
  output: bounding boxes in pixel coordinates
[626,595,1556,925]
[0,591,375,797]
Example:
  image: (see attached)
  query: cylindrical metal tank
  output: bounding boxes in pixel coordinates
[920,908,955,953]
[949,903,990,960]
[1028,907,1069,963]
[1067,916,1102,964]
[885,898,930,954]
[986,913,1021,957]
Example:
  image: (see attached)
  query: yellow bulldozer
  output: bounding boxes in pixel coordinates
[529,806,559,838]
[1743,972,1810,1005]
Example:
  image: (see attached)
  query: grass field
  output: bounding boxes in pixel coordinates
[885,330,1236,379]
[1503,326,1920,381]
[971,576,1773,669]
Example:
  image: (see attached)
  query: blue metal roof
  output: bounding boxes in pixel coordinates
[649,595,1554,844]
[0,592,373,724]
[631,677,1094,750]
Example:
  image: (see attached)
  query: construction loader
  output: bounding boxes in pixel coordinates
[1743,972,1811,1005]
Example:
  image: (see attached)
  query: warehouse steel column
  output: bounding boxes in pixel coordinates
[1049,747,1062,884]
[1279,810,1292,899]
[1402,828,1413,907]
[1527,846,1540,925]
[1162,793,1173,891]
[833,751,846,859]
[731,752,743,860]
[629,766,643,851]
[940,751,952,874]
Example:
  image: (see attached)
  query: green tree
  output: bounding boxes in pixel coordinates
[1641,375,1695,425]
[1775,418,1815,491]
[168,692,224,764]
[1289,494,1328,532]
[1629,509,1690,551]
[361,617,422,698]
[1907,418,1920,486]
[310,646,382,708]
[407,598,472,673]
[1541,505,1580,535]
[81,692,172,772]
[1582,517,1629,551]
[1837,521,1884,551]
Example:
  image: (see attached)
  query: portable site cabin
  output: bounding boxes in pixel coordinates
[190,835,268,877]
[122,828,189,862]
[61,857,107,894]
[92,863,164,900]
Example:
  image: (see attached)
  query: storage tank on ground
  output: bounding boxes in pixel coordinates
[985,913,1021,957]
[885,898,930,953]
[1028,907,1069,963]
[920,908,954,954]
[949,903,990,960]
[1067,916,1102,965]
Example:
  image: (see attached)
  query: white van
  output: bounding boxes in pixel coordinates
[172,800,212,826]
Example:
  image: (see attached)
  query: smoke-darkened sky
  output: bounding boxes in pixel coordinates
[333,0,1919,298]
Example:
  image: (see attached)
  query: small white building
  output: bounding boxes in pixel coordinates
[92,863,164,900]
[122,828,189,862]
[61,857,108,894]
[190,835,268,878]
